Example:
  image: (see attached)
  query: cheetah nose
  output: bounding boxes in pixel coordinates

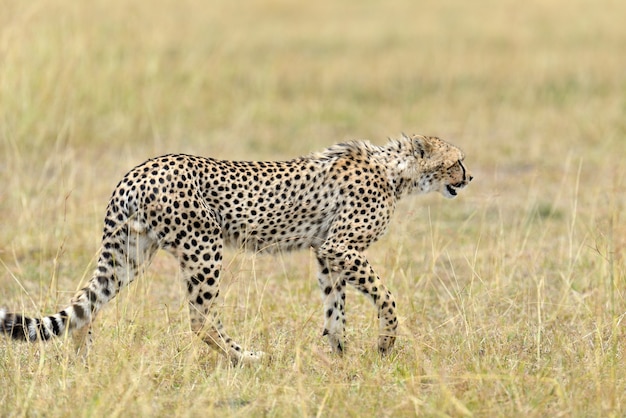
[469,175,474,182]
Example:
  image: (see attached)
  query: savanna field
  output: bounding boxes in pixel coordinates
[1,0,625,416]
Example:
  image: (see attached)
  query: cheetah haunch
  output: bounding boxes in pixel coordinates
[1,134,472,364]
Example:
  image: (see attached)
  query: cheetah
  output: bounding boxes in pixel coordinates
[0,134,472,364]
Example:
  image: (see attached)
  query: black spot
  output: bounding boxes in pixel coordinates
[73,304,86,320]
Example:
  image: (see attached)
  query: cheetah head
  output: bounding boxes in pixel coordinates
[409,134,473,199]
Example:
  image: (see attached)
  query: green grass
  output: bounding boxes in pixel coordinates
[1,0,626,416]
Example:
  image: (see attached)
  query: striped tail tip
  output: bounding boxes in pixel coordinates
[0,309,69,342]
[0,308,32,341]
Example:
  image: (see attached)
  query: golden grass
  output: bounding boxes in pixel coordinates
[1,0,625,416]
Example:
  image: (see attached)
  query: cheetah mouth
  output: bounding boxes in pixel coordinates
[446,185,458,196]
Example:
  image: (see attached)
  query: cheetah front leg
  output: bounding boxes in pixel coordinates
[317,244,398,354]
[316,257,346,354]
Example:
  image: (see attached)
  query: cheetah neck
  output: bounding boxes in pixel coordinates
[376,140,424,200]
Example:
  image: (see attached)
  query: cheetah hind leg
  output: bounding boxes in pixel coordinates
[179,251,266,365]
[190,308,267,366]
[72,324,92,355]
[168,197,266,365]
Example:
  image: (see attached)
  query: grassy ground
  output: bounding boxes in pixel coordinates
[1,0,625,416]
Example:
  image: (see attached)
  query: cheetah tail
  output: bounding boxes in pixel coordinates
[0,304,86,342]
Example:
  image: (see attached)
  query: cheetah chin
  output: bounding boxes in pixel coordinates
[445,182,468,198]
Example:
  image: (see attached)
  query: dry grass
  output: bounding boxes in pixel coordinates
[1,0,625,416]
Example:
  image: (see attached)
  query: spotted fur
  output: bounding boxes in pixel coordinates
[0,134,472,364]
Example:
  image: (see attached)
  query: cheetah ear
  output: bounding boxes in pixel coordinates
[410,135,433,159]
